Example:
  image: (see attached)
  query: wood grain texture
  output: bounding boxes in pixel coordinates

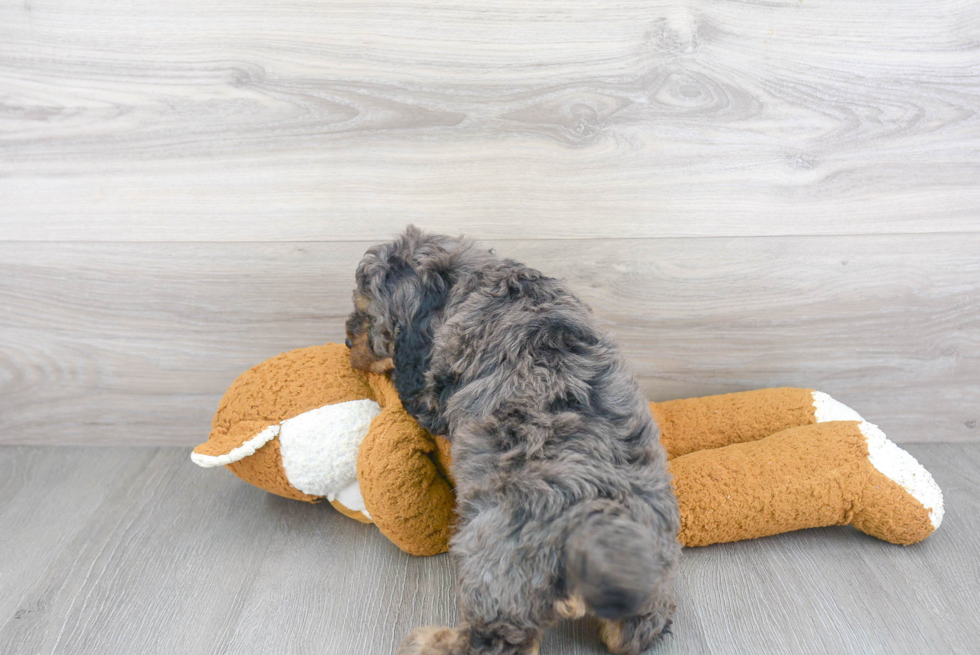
[2,235,977,446]
[1,0,978,240]
[0,444,976,654]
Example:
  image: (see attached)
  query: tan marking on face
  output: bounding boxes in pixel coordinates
[368,357,394,374]
[348,331,377,372]
[354,293,371,311]
[555,595,588,619]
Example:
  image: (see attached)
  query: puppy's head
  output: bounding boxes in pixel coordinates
[345,292,394,374]
[345,226,471,387]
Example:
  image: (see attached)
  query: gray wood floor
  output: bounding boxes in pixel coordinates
[0,444,976,655]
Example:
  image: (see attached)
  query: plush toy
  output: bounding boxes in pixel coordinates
[191,344,455,556]
[192,344,943,556]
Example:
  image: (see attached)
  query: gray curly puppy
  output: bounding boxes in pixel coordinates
[345,226,681,655]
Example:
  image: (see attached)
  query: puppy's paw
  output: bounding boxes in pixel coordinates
[396,626,462,655]
[600,614,673,655]
[600,619,624,654]
[554,594,588,620]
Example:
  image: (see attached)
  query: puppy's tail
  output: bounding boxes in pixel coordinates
[565,501,676,620]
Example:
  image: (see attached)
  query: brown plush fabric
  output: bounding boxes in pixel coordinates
[669,421,935,547]
[357,373,456,556]
[432,435,455,486]
[197,347,937,554]
[651,387,817,459]
[195,343,375,502]
[208,344,374,448]
[227,437,318,503]
[193,419,268,459]
[194,343,455,556]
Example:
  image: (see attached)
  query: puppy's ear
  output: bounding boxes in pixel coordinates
[392,273,449,434]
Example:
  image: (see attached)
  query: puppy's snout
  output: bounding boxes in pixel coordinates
[345,337,352,349]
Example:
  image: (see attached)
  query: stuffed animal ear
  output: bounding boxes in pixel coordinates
[192,420,279,468]
[194,420,320,503]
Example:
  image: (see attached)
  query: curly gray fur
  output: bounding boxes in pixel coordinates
[346,226,681,655]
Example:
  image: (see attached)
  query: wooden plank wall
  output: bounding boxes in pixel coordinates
[1,0,978,445]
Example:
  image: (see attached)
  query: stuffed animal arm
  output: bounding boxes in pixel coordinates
[193,345,943,554]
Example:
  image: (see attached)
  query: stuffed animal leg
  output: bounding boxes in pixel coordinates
[670,420,944,546]
[650,388,943,546]
[651,387,863,458]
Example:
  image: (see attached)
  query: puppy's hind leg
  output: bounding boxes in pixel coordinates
[397,553,545,655]
[564,499,679,655]
[397,625,465,655]
[599,599,675,655]
[397,621,540,655]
